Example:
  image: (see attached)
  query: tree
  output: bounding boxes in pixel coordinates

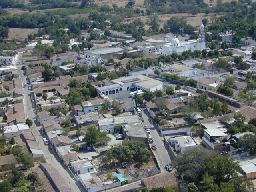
[165,86,174,95]
[224,77,236,88]
[217,85,233,97]
[125,0,135,8]
[42,65,59,82]
[173,148,240,188]
[143,91,154,101]
[188,182,199,192]
[252,48,256,60]
[154,90,163,97]
[111,100,122,114]
[238,134,256,154]
[0,181,11,192]
[150,15,159,33]
[25,118,33,127]
[0,26,8,40]
[84,126,110,148]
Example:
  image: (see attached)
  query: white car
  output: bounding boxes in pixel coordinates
[146,129,151,134]
[43,138,49,145]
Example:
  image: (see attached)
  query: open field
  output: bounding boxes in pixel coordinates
[8,28,38,40]
[123,12,222,28]
[94,0,145,8]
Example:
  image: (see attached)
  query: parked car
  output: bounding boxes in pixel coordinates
[151,144,157,150]
[116,134,124,140]
[146,129,151,134]
[165,164,173,172]
[43,138,49,145]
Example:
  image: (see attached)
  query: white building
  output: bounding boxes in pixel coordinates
[70,159,97,175]
[3,124,30,138]
[166,135,197,153]
[81,47,123,65]
[201,121,228,150]
[98,115,141,133]
[139,24,206,56]
[196,76,220,91]
[96,75,163,95]
[0,53,20,65]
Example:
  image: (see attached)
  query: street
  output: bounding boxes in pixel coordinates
[141,109,172,172]
[17,66,81,192]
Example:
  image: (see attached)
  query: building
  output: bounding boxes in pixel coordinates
[142,173,177,190]
[201,121,228,150]
[70,159,97,175]
[196,76,220,91]
[138,24,205,56]
[81,47,123,65]
[165,135,197,154]
[40,163,71,192]
[98,115,141,133]
[73,98,105,116]
[3,124,30,138]
[123,123,147,142]
[95,75,163,95]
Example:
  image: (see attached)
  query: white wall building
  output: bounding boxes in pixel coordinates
[98,115,141,133]
[70,159,97,175]
[139,24,206,56]
[96,75,163,95]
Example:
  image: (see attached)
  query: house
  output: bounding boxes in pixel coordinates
[95,75,163,95]
[56,145,78,166]
[0,154,17,172]
[51,136,72,148]
[3,124,30,138]
[70,159,96,175]
[142,173,177,190]
[196,76,220,91]
[72,98,105,116]
[121,98,135,112]
[74,112,103,126]
[98,115,141,133]
[6,103,25,124]
[138,24,205,56]
[123,123,147,142]
[81,47,123,65]
[165,135,197,154]
[40,163,71,192]
[201,121,229,150]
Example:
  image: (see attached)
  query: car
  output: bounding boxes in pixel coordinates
[146,129,151,134]
[151,145,157,150]
[165,164,173,172]
[115,134,124,140]
[43,138,49,145]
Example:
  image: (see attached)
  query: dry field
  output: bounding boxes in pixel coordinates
[123,12,222,28]
[8,28,38,40]
[94,0,145,8]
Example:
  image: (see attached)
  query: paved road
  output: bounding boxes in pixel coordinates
[18,66,81,192]
[141,109,172,172]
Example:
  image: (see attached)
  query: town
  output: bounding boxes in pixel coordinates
[0,0,256,192]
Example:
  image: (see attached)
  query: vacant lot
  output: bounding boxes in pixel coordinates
[123,12,222,28]
[8,28,38,40]
[94,0,145,8]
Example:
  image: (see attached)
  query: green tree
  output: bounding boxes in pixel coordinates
[84,126,110,148]
[25,118,33,127]
[165,86,174,95]
[42,65,59,82]
[150,14,159,33]
[0,181,11,192]
[188,182,199,192]
[143,91,154,101]
[238,134,256,155]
